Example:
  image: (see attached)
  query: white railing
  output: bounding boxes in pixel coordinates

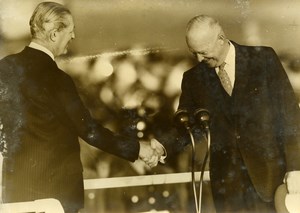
[84,171,210,189]
[0,198,64,213]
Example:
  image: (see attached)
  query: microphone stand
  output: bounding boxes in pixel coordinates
[174,109,210,213]
[186,126,200,213]
[197,127,210,213]
[188,126,210,213]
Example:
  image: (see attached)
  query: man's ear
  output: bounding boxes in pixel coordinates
[49,29,58,42]
[218,34,225,45]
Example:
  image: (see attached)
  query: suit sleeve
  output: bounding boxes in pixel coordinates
[54,71,140,162]
[178,71,197,112]
[157,70,204,159]
[267,48,300,171]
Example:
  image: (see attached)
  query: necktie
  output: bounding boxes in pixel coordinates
[218,62,232,95]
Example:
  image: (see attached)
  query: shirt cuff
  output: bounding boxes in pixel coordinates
[151,138,167,164]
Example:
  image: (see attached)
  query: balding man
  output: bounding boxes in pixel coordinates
[175,15,300,212]
[0,2,163,213]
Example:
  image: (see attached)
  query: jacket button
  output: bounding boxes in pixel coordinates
[236,135,241,139]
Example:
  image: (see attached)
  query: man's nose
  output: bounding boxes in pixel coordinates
[71,31,75,39]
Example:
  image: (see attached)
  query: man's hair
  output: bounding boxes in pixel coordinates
[186,15,220,33]
[29,1,71,40]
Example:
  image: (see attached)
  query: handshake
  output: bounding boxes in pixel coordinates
[138,138,166,168]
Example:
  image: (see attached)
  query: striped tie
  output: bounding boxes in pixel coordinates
[218,62,232,95]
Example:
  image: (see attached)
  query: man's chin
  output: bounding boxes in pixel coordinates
[59,49,68,56]
[203,59,217,68]
[206,63,216,68]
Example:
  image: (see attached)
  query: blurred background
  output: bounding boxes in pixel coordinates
[1,0,300,212]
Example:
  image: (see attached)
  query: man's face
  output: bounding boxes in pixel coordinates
[186,27,223,68]
[54,15,75,56]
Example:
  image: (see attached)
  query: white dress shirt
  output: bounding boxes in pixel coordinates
[216,41,236,90]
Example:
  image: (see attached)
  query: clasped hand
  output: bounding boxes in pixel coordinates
[139,138,166,168]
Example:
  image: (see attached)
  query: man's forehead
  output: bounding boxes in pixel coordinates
[187,27,218,45]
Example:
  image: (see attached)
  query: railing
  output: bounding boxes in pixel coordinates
[0,198,64,213]
[0,171,210,213]
[84,171,210,189]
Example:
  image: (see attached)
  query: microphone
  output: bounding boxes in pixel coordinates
[194,108,210,130]
[174,109,190,130]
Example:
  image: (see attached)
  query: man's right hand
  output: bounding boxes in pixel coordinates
[138,139,166,168]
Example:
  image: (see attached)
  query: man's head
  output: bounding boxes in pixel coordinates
[29,2,75,57]
[186,15,229,68]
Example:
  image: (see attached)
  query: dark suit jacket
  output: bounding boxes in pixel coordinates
[0,47,139,211]
[176,42,300,202]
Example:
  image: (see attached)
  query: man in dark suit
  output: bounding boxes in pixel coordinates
[0,2,164,213]
[174,15,300,212]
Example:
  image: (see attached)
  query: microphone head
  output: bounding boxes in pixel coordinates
[174,109,190,129]
[194,108,210,130]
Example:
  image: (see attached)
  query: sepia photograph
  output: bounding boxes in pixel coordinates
[0,0,300,213]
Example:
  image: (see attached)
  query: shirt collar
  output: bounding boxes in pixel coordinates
[215,41,236,88]
[223,41,235,66]
[28,42,55,61]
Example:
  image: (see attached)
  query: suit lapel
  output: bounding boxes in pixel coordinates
[192,43,253,123]
[202,66,235,122]
[205,42,252,123]
[231,42,251,101]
